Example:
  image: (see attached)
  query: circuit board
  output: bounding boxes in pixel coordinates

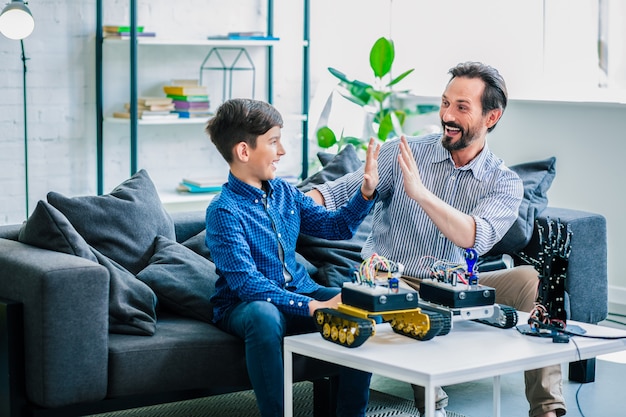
[419,280,496,308]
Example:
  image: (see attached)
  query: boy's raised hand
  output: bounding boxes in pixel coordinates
[360,137,380,199]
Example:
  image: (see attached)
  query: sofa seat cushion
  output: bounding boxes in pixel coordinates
[107,315,341,398]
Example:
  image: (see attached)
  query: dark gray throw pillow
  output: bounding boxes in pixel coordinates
[47,169,176,275]
[18,200,97,261]
[295,145,371,287]
[18,200,157,336]
[488,157,557,256]
[137,235,219,323]
[296,144,362,193]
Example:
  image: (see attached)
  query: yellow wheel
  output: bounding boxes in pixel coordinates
[316,311,325,325]
[339,327,347,344]
[322,323,331,339]
[331,326,339,341]
[346,330,355,346]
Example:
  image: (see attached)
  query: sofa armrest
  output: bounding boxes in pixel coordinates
[0,239,109,408]
[514,207,608,324]
[171,211,206,243]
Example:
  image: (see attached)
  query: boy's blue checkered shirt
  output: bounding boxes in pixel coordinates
[205,172,376,323]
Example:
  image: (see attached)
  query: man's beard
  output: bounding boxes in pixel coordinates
[441,122,478,151]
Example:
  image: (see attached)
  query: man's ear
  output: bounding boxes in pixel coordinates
[486,108,503,130]
[234,142,250,162]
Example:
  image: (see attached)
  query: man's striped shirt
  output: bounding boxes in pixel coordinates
[316,134,523,278]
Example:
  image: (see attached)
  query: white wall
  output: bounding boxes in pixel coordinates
[1,0,625,304]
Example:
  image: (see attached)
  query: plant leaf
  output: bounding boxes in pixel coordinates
[369,37,394,79]
[378,113,394,140]
[368,89,391,104]
[387,68,415,87]
[328,67,350,83]
[316,126,337,149]
[342,136,367,148]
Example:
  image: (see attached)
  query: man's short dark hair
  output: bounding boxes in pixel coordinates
[206,98,283,163]
[448,62,508,132]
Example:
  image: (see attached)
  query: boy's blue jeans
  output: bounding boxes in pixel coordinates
[217,287,371,417]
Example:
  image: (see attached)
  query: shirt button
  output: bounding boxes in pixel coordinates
[291,210,294,215]
[289,300,295,305]
[297,302,303,307]
[262,193,267,198]
[266,298,271,302]
[255,199,259,204]
[277,233,281,238]
[439,232,445,238]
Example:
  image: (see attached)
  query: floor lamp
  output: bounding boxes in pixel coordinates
[0,0,35,219]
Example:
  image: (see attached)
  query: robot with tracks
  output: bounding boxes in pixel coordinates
[314,254,449,348]
[416,248,519,335]
[314,249,519,348]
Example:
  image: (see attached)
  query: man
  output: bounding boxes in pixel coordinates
[204,98,380,417]
[307,62,565,417]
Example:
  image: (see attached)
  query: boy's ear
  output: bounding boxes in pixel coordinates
[234,141,250,162]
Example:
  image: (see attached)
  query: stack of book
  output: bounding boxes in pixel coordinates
[207,31,279,41]
[113,96,178,120]
[177,177,225,193]
[103,25,156,38]
[163,80,213,119]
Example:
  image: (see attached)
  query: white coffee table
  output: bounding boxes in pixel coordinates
[283,312,626,417]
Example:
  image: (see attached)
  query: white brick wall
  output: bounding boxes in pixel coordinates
[0,0,305,224]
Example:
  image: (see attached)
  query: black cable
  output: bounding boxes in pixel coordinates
[570,337,587,417]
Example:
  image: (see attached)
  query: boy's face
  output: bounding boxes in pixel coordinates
[248,126,285,182]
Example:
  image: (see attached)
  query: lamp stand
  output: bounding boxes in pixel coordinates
[20,39,29,219]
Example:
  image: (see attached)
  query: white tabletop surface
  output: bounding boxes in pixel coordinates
[283,312,626,417]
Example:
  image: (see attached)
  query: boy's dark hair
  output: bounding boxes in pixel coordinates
[448,62,508,132]
[206,98,283,163]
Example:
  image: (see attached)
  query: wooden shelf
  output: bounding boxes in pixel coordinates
[104,117,210,125]
[103,38,280,47]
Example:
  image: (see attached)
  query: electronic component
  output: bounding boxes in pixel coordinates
[314,254,449,348]
[516,217,572,331]
[416,248,518,331]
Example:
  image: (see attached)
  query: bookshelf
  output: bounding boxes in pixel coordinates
[95,0,311,199]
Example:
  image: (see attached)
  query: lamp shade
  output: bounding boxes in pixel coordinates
[0,0,34,40]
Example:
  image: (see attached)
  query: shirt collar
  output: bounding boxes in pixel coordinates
[226,171,275,200]
[431,135,493,181]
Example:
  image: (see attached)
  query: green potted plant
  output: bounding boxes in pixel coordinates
[316,36,438,152]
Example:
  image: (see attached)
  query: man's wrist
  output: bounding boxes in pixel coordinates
[361,191,374,201]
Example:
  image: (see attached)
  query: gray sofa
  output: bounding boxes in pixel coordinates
[0,159,608,417]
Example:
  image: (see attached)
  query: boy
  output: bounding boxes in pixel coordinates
[204,98,380,417]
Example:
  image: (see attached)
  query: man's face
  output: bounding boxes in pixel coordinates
[247,126,285,181]
[439,76,490,151]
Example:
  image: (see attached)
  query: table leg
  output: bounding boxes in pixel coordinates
[492,375,501,417]
[284,349,293,417]
[425,382,435,417]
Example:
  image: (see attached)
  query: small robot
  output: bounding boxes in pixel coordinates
[314,254,449,348]
[417,248,518,333]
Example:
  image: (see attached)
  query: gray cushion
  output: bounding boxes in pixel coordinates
[18,200,157,335]
[296,146,370,287]
[296,144,362,193]
[18,200,97,261]
[137,235,219,323]
[46,169,176,275]
[488,157,557,255]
